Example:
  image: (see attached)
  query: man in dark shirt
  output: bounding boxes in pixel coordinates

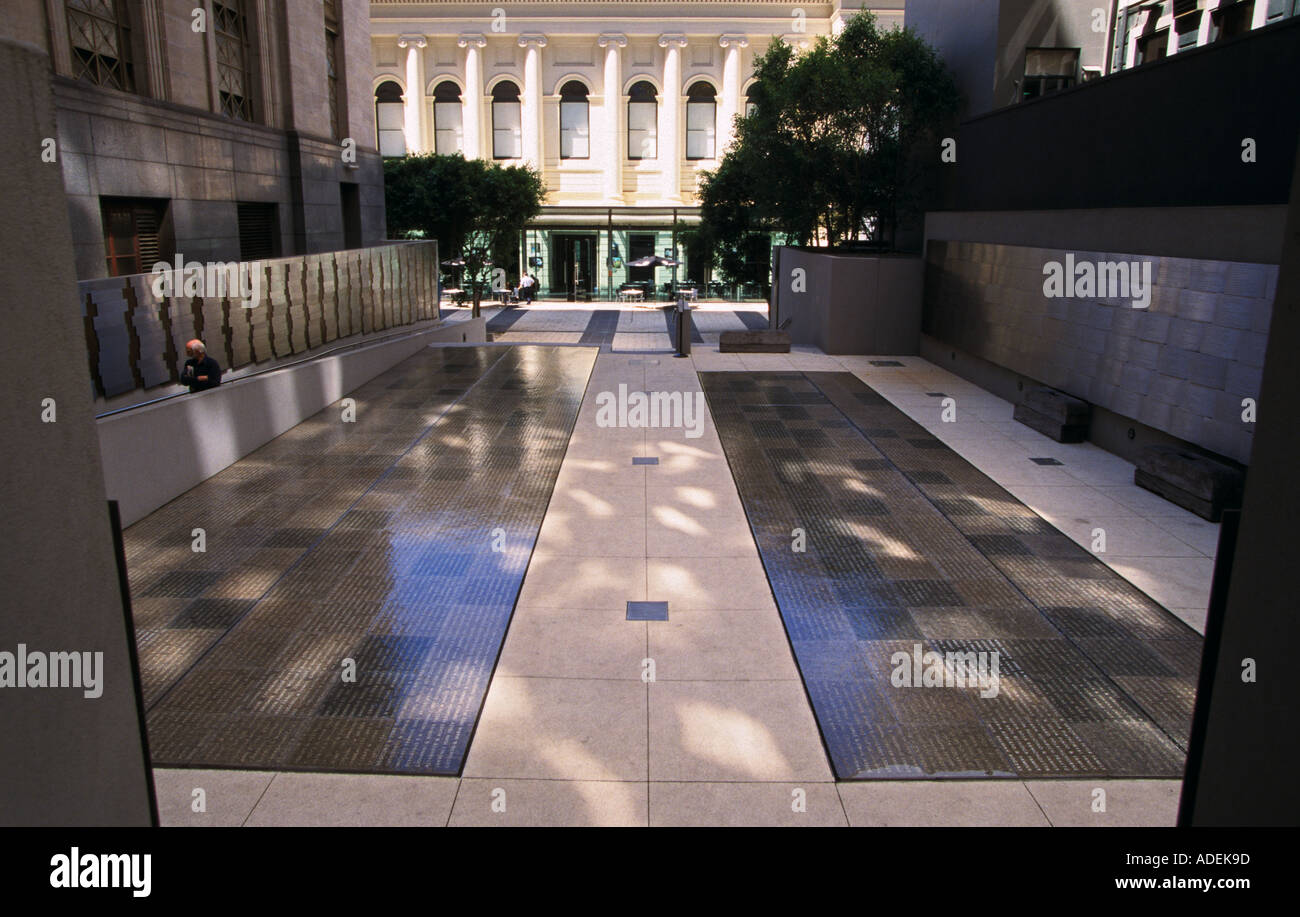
[181,339,222,393]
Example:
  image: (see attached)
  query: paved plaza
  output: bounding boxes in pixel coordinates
[132,305,1218,826]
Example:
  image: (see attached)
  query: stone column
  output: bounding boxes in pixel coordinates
[598,33,627,203]
[398,35,428,153]
[718,35,749,156]
[458,33,487,159]
[518,34,548,169]
[658,34,687,202]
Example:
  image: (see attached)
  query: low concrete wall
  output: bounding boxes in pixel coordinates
[100,318,485,527]
[774,248,923,355]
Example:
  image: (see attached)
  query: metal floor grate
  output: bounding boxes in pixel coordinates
[701,370,1201,780]
[128,345,595,775]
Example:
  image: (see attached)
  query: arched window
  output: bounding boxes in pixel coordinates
[627,81,657,160]
[686,82,716,160]
[492,81,522,159]
[375,81,406,157]
[744,84,759,118]
[559,80,590,160]
[432,81,463,155]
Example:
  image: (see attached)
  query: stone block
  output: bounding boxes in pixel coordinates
[1157,346,1192,379]
[1187,352,1228,389]
[1223,262,1269,299]
[1234,331,1268,368]
[1214,294,1257,330]
[1136,311,1171,344]
[1167,317,1205,350]
[1198,327,1239,360]
[1224,362,1263,397]
[719,330,790,353]
[1177,289,1217,323]
[1134,444,1245,522]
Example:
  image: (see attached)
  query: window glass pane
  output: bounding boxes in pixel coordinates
[379,129,406,158]
[434,101,462,154]
[377,102,404,131]
[687,101,715,159]
[628,101,657,159]
[493,101,521,158]
[1024,49,1079,76]
[560,101,589,158]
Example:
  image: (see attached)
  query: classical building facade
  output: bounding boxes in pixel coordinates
[6,0,386,280]
[369,0,904,299]
[1110,0,1299,70]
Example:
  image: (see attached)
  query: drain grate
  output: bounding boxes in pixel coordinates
[627,601,669,621]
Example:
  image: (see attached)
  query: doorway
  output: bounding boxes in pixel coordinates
[551,233,597,300]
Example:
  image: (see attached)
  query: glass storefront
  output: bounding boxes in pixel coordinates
[513,207,773,303]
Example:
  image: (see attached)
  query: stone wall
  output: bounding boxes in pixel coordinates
[923,240,1275,464]
[55,78,387,280]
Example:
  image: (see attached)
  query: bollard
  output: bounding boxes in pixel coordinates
[674,295,692,358]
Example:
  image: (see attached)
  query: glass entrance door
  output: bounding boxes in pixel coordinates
[551,234,597,301]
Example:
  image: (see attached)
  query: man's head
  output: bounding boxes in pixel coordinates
[185,339,206,359]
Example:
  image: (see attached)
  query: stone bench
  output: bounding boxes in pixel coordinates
[719,329,790,353]
[1013,387,1091,443]
[1135,444,1245,522]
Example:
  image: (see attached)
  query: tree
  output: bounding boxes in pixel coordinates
[699,12,958,253]
[384,153,545,316]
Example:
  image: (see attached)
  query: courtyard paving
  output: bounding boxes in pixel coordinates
[141,305,1214,825]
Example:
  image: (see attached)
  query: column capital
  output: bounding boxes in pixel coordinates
[597,33,628,49]
[718,35,750,49]
[517,33,549,48]
[781,33,811,51]
[457,32,487,49]
[397,34,428,49]
[658,33,688,49]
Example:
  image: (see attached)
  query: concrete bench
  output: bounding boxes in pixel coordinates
[1135,444,1245,522]
[719,329,790,353]
[1013,386,1091,443]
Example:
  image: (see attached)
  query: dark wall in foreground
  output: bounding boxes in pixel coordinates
[1184,108,1300,828]
[935,16,1300,212]
[0,38,152,826]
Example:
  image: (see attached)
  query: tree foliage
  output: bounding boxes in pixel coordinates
[698,12,958,255]
[384,153,545,315]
